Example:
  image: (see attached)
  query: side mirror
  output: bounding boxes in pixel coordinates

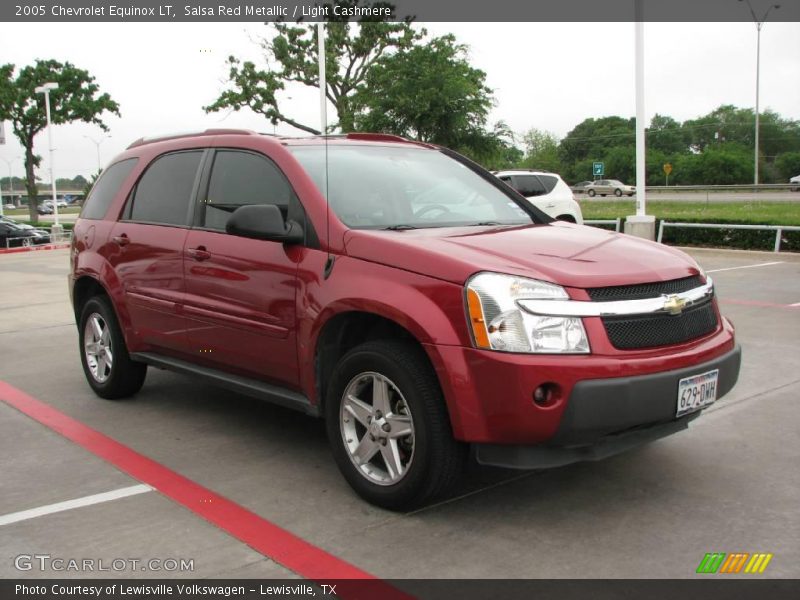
[225,204,304,244]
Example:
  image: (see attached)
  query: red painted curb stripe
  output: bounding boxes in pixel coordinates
[0,381,412,599]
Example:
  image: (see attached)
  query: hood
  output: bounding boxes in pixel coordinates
[343,222,701,289]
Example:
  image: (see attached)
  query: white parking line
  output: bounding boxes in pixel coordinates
[706,261,784,273]
[0,484,153,527]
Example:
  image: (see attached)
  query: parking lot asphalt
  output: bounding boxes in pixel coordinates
[0,247,798,580]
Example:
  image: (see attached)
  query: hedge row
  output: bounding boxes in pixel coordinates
[658,218,799,252]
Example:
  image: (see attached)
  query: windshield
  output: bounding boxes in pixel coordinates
[288,145,535,229]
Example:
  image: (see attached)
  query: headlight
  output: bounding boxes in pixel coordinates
[466,272,590,354]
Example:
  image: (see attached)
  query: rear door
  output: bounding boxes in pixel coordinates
[107,150,204,355]
[182,148,305,388]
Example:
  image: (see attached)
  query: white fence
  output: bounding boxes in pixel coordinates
[657,222,800,253]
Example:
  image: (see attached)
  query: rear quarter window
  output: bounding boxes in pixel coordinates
[80,158,138,220]
[538,175,559,193]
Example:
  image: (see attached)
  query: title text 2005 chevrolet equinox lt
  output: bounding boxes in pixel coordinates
[70,130,741,509]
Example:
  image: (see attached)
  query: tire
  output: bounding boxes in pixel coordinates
[325,340,466,510]
[79,296,147,400]
[587,189,596,198]
[614,189,622,197]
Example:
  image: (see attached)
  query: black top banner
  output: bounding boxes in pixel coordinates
[3,0,800,22]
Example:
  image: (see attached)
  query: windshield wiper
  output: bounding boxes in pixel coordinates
[383,224,417,231]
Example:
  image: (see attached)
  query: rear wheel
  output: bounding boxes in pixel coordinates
[614,189,622,197]
[587,189,596,197]
[325,340,466,510]
[79,296,147,399]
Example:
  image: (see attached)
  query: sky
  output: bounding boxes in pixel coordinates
[0,21,798,182]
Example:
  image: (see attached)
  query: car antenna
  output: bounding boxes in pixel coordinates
[318,22,334,280]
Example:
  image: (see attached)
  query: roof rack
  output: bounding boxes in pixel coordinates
[127,128,257,149]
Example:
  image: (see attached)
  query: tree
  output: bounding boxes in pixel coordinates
[520,128,561,172]
[647,114,686,155]
[205,1,420,134]
[353,34,503,162]
[775,152,800,181]
[0,60,119,222]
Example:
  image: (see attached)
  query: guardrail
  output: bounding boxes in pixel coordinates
[574,183,798,194]
[584,218,622,232]
[657,221,800,253]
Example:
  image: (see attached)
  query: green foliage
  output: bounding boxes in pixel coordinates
[555,106,799,185]
[0,59,119,222]
[520,128,561,172]
[205,1,420,134]
[672,144,753,185]
[353,34,502,162]
[775,152,800,181]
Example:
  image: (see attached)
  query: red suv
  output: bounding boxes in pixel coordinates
[70,130,740,509]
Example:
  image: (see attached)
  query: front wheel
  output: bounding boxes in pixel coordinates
[325,341,466,510]
[614,189,622,197]
[587,189,596,197]
[79,296,147,399]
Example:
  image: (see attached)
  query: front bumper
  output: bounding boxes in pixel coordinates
[473,345,741,469]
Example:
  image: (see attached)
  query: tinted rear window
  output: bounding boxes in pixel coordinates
[514,175,546,197]
[128,151,202,226]
[538,175,559,193]
[80,159,138,220]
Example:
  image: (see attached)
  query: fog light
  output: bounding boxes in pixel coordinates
[533,383,560,407]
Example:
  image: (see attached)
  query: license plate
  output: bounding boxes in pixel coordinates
[676,369,719,417]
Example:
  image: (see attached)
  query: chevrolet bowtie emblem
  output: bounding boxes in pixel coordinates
[663,294,687,315]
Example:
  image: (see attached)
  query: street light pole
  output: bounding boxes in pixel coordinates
[739,0,780,185]
[84,134,111,173]
[35,82,60,233]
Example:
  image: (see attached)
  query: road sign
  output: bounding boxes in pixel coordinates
[663,163,673,175]
[593,162,604,177]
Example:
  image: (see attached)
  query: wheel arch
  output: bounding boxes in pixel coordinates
[314,310,437,416]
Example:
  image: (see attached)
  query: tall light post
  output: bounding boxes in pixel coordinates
[35,82,61,233]
[739,0,781,185]
[84,134,111,173]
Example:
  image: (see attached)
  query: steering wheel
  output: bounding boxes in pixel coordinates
[414,204,452,219]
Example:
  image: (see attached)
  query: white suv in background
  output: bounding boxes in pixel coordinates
[494,170,583,224]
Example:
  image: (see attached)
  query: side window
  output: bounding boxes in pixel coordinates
[80,158,138,220]
[127,151,202,226]
[538,175,559,193]
[201,150,295,231]
[513,175,546,197]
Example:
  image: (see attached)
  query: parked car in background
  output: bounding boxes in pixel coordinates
[37,203,54,215]
[494,170,583,224]
[0,216,51,239]
[790,174,800,192]
[586,179,635,197]
[4,203,15,210]
[0,221,50,247]
[571,181,593,193]
[69,129,740,509]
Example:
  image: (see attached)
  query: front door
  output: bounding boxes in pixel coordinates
[182,149,303,388]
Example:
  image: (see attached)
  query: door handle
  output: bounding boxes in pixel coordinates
[187,246,211,261]
[111,234,130,246]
